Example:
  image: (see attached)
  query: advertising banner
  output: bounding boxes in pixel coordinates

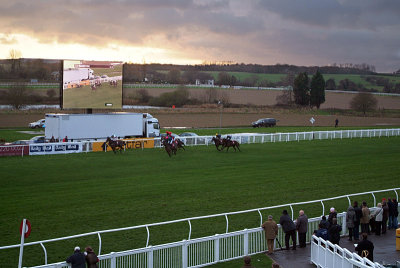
[0,145,29,156]
[93,138,155,152]
[29,143,82,155]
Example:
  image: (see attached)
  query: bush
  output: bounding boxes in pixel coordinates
[149,86,190,107]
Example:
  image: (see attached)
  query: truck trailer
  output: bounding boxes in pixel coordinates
[45,113,160,141]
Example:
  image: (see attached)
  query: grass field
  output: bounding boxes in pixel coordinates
[0,133,399,267]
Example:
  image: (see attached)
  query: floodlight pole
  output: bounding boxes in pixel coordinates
[218,101,223,134]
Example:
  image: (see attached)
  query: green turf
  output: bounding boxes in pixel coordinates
[0,128,43,142]
[0,137,399,267]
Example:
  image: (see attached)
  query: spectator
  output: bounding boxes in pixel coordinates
[50,136,55,143]
[66,246,86,268]
[355,233,374,262]
[63,136,68,142]
[393,198,399,229]
[328,218,342,245]
[372,203,383,236]
[262,215,278,254]
[335,118,339,128]
[241,256,255,268]
[319,215,330,229]
[388,198,395,229]
[313,223,328,240]
[272,263,280,268]
[279,209,296,250]
[382,200,389,234]
[346,206,356,241]
[328,207,337,225]
[85,246,99,268]
[353,201,362,240]
[360,201,370,234]
[296,210,308,248]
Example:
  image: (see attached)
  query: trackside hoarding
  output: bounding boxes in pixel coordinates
[0,145,29,156]
[29,143,83,155]
[92,138,155,152]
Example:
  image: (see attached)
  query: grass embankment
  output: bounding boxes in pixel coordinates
[0,136,399,267]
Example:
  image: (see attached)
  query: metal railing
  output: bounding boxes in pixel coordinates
[170,128,400,148]
[311,235,385,268]
[1,188,398,267]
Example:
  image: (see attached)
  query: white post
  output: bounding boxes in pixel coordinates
[244,230,249,255]
[18,219,26,268]
[182,240,188,268]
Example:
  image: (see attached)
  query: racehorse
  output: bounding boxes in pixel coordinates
[221,139,241,152]
[162,138,177,157]
[104,137,126,154]
[211,137,224,151]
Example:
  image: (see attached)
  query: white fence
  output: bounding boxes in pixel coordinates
[162,128,400,148]
[311,236,385,268]
[1,188,398,268]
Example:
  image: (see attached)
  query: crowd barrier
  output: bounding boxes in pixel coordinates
[1,188,398,268]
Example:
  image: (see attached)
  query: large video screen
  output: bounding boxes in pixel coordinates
[62,60,123,109]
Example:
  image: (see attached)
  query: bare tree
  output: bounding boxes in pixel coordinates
[8,49,22,74]
[5,83,28,109]
[350,92,377,116]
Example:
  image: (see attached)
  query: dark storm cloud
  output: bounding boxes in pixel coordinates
[0,0,398,71]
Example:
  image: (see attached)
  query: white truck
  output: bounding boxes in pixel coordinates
[45,113,160,141]
[63,68,94,89]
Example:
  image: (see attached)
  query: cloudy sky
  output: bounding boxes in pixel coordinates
[0,0,399,72]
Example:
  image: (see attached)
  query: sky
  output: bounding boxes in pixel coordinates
[0,0,399,73]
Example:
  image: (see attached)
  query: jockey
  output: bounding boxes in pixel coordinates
[215,133,221,139]
[226,135,232,141]
[111,134,117,141]
[166,131,174,144]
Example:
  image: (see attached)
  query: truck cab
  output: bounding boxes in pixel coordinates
[143,113,160,138]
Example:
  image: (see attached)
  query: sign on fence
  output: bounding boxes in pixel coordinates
[0,145,29,156]
[29,143,82,155]
[92,138,155,152]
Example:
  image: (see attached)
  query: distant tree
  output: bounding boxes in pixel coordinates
[310,71,326,109]
[293,72,310,106]
[280,73,295,87]
[46,89,56,98]
[325,78,336,90]
[5,83,28,109]
[167,69,181,84]
[135,88,151,103]
[217,72,231,86]
[350,92,377,115]
[276,89,294,106]
[8,49,22,74]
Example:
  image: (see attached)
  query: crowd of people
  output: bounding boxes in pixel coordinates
[259,197,398,264]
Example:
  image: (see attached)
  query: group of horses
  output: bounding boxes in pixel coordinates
[211,136,241,152]
[102,135,240,157]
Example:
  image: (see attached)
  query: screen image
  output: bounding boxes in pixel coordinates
[62,60,123,109]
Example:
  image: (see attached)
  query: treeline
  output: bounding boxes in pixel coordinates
[0,59,61,82]
[124,62,377,76]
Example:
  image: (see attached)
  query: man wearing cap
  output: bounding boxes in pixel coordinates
[262,215,279,254]
[66,246,86,268]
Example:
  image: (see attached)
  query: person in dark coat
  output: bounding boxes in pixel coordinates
[355,233,374,262]
[393,198,399,229]
[279,209,296,250]
[328,218,342,245]
[313,223,328,240]
[382,200,389,234]
[328,207,337,225]
[388,198,395,229]
[85,246,99,268]
[66,246,86,268]
[346,206,356,241]
[353,201,362,240]
[296,210,308,248]
[319,215,330,229]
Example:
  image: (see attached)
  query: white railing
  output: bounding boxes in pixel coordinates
[311,235,385,268]
[1,188,398,267]
[160,128,400,148]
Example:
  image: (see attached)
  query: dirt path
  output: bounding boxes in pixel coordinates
[2,110,399,128]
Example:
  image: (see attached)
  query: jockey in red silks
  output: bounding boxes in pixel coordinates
[166,131,175,144]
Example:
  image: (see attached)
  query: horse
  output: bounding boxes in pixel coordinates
[175,138,185,150]
[104,137,126,154]
[161,138,177,157]
[211,136,224,151]
[221,138,241,152]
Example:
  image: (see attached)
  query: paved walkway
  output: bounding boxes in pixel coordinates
[268,228,400,268]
